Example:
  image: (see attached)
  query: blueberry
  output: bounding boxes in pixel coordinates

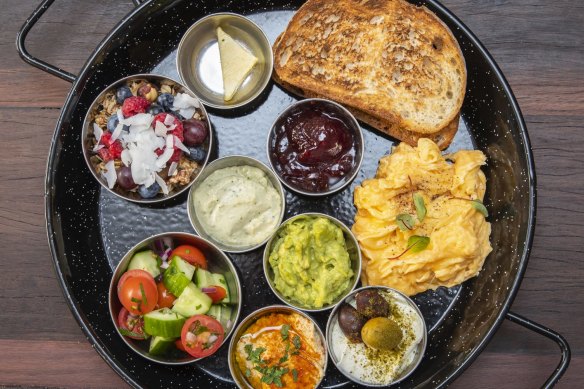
[147,104,164,115]
[157,93,174,110]
[138,182,161,199]
[106,115,129,132]
[186,146,207,162]
[171,110,186,120]
[116,86,133,104]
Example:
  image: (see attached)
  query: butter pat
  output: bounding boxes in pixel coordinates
[217,26,258,101]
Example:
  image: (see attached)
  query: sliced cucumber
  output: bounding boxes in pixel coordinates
[195,268,214,289]
[206,304,232,328]
[212,273,231,304]
[163,256,196,296]
[149,336,176,356]
[171,283,212,317]
[143,308,185,338]
[128,250,160,278]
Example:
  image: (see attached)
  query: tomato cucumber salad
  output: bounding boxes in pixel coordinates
[116,240,233,358]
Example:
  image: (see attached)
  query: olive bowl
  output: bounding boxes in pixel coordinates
[108,232,242,365]
[81,73,213,204]
[263,212,362,312]
[187,155,286,253]
[326,286,427,387]
[228,305,328,389]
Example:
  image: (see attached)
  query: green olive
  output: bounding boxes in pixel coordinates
[361,317,403,351]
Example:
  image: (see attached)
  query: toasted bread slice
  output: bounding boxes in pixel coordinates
[273,63,459,149]
[273,0,466,147]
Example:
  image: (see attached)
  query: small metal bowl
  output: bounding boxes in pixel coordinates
[266,98,364,197]
[108,232,242,365]
[187,155,286,253]
[263,213,362,312]
[82,73,213,204]
[177,13,273,109]
[228,305,328,388]
[326,286,427,386]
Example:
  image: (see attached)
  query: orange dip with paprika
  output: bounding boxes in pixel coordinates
[235,312,326,388]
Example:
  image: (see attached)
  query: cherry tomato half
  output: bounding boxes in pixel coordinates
[175,339,186,352]
[156,282,176,309]
[202,285,227,303]
[117,269,158,315]
[171,245,207,269]
[181,315,224,358]
[117,307,146,340]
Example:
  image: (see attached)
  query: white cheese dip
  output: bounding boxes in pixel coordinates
[193,165,282,247]
[331,290,425,385]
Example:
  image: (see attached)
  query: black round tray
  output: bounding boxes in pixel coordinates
[17,0,570,388]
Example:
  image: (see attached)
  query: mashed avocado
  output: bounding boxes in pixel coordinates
[269,216,354,308]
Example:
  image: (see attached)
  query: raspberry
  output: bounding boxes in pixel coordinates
[153,113,184,142]
[170,149,183,162]
[99,131,123,159]
[122,96,150,117]
[98,147,113,162]
[109,140,123,159]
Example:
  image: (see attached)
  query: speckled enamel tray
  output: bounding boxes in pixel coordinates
[17,0,570,388]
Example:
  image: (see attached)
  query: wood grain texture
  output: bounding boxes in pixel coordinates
[0,0,582,388]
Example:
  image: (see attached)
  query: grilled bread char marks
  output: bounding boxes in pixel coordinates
[273,0,466,147]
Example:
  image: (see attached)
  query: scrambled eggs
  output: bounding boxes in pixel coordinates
[352,139,492,296]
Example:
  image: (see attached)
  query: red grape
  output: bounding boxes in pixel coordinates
[117,166,136,190]
[183,119,208,146]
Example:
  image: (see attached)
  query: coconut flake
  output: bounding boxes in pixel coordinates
[156,147,174,168]
[111,122,124,142]
[93,123,104,143]
[173,92,200,109]
[121,149,132,167]
[122,113,153,128]
[93,144,104,152]
[179,107,196,119]
[168,162,178,176]
[164,114,175,126]
[116,108,124,123]
[173,136,190,153]
[154,120,169,137]
[102,160,117,189]
[155,173,169,195]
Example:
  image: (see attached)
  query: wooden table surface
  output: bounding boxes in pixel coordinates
[1,0,582,387]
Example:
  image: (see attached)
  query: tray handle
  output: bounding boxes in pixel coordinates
[506,311,571,388]
[16,0,145,82]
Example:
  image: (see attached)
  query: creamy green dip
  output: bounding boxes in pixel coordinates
[269,216,354,308]
[193,165,282,247]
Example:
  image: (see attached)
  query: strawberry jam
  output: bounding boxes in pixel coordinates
[271,101,357,192]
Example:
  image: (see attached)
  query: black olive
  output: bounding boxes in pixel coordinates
[355,289,390,318]
[338,303,367,343]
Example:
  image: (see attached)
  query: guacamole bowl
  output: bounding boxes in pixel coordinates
[263,213,362,312]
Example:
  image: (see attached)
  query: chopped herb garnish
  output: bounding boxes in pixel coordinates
[245,368,251,378]
[193,323,209,335]
[139,282,148,307]
[449,196,489,217]
[292,368,298,382]
[388,235,430,260]
[118,327,145,339]
[292,335,301,350]
[280,324,290,340]
[471,200,489,217]
[396,213,415,231]
[245,345,266,365]
[413,192,426,222]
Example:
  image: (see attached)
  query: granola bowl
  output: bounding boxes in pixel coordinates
[81,74,213,203]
